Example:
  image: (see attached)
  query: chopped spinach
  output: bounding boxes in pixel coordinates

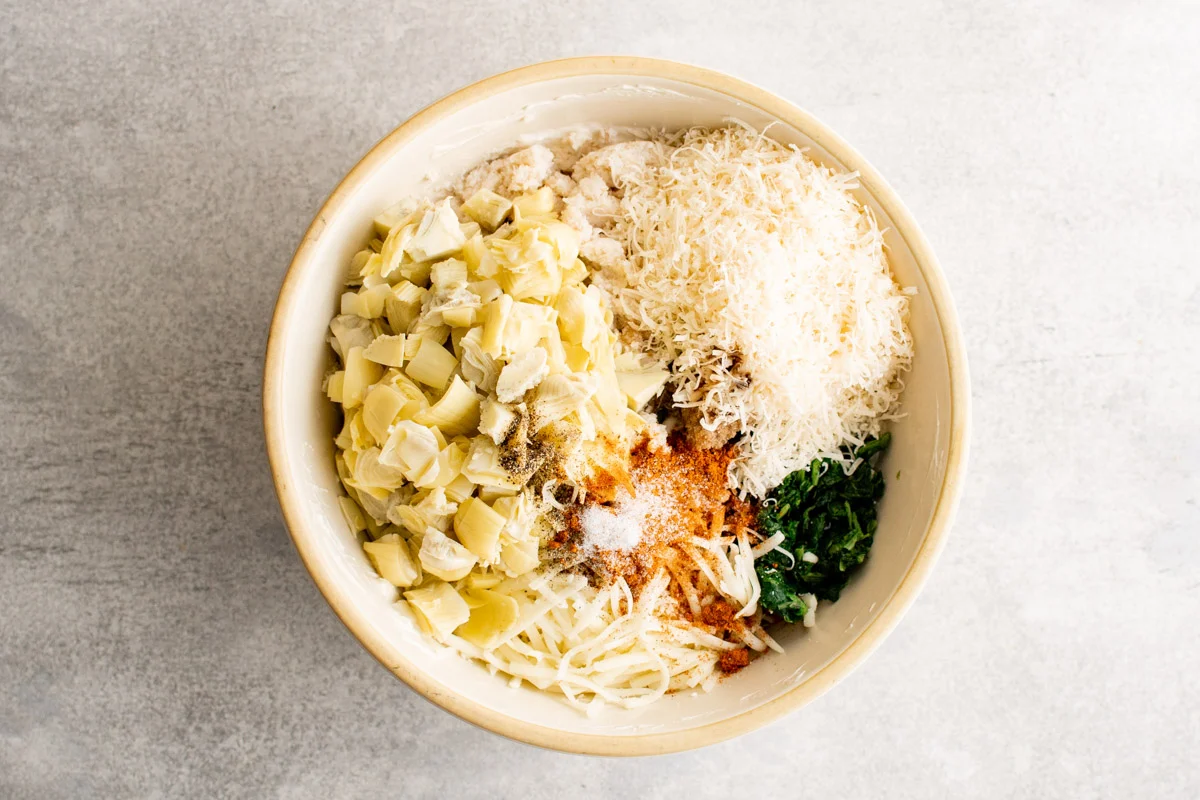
[755,433,891,618]
[757,567,809,623]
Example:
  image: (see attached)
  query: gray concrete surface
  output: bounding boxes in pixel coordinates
[2,1,1197,797]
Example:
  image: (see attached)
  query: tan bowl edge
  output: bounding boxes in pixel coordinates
[263,55,972,756]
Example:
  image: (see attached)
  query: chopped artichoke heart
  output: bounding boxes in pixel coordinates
[373,198,418,237]
[349,249,373,283]
[338,495,367,534]
[353,447,408,490]
[478,484,520,503]
[479,294,513,358]
[478,398,516,445]
[458,327,500,393]
[497,251,560,301]
[385,281,426,332]
[348,409,375,450]
[496,347,549,403]
[462,437,523,490]
[380,221,418,279]
[330,314,375,358]
[425,442,467,491]
[340,291,368,318]
[462,234,499,278]
[412,375,481,436]
[356,283,390,319]
[363,533,421,587]
[383,370,429,418]
[363,334,406,367]
[342,346,383,409]
[616,368,670,409]
[461,189,512,230]
[512,186,556,219]
[468,278,503,304]
[404,337,458,390]
[406,200,466,262]
[443,470,477,504]
[379,420,440,481]
[328,177,694,639]
[325,371,344,403]
[431,258,469,290]
[500,539,539,577]
[442,306,476,328]
[418,528,477,582]
[404,581,469,641]
[453,497,506,561]
[533,373,596,427]
[553,287,589,344]
[501,302,556,359]
[455,589,520,649]
[540,326,569,374]
[362,383,408,444]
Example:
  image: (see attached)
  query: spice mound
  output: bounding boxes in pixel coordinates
[565,436,735,587]
[558,434,761,672]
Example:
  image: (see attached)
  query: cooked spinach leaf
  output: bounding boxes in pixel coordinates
[757,567,809,623]
[755,433,891,618]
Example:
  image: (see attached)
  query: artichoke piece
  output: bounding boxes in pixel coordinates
[404,337,458,391]
[454,589,520,649]
[479,294,513,358]
[461,437,523,491]
[404,581,470,641]
[496,347,549,403]
[329,314,375,359]
[325,371,344,403]
[338,495,367,535]
[615,367,670,409]
[406,200,466,262]
[461,189,512,231]
[443,470,476,504]
[379,420,439,481]
[361,383,407,443]
[441,306,476,328]
[363,532,421,587]
[532,373,596,428]
[511,186,556,219]
[363,334,406,368]
[352,447,408,491]
[418,528,477,582]
[372,198,418,238]
[453,497,506,561]
[345,282,389,319]
[412,375,481,437]
[389,487,458,535]
[380,221,418,279]
[501,301,556,358]
[342,346,383,409]
[431,258,469,291]
[500,539,539,577]
[384,281,426,333]
[462,234,499,279]
[478,398,516,445]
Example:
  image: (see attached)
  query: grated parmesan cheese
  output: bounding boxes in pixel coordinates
[607,124,914,496]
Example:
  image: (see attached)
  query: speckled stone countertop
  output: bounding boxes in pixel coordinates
[2,1,1197,797]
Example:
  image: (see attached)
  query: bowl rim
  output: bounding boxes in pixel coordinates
[263,55,971,756]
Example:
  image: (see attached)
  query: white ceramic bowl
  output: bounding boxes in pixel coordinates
[263,57,970,755]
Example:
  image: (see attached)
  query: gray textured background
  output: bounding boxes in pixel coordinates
[2,1,1198,797]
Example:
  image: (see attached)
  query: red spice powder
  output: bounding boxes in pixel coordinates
[570,434,735,593]
[561,432,761,675]
[718,647,751,674]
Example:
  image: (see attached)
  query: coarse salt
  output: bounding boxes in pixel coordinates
[580,488,670,555]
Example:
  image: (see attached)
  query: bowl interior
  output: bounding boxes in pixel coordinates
[268,68,954,743]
